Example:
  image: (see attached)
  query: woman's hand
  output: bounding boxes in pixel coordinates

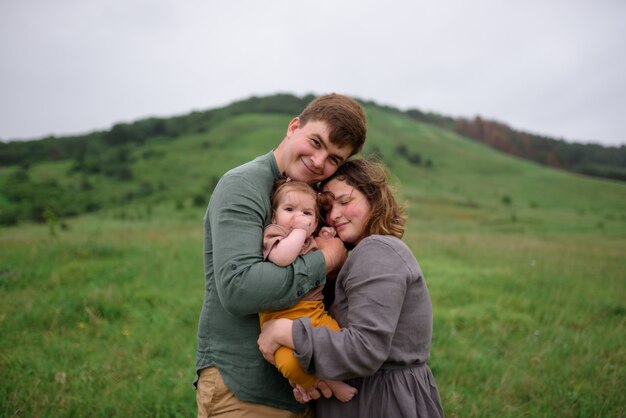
[257,318,294,365]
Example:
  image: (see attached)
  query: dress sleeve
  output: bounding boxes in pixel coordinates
[292,238,410,380]
[209,174,326,316]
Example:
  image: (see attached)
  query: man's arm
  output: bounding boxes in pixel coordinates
[209,174,327,316]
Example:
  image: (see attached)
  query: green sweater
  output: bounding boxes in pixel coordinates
[194,151,327,412]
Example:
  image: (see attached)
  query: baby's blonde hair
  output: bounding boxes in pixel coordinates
[270,178,322,229]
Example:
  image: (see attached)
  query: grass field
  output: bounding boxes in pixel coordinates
[1,106,625,417]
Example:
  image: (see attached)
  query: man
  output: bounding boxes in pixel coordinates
[195,94,367,417]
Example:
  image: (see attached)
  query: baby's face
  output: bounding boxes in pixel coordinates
[273,190,318,236]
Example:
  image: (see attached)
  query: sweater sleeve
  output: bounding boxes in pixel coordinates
[209,174,326,316]
[292,237,410,380]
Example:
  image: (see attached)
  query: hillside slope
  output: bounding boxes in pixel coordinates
[1,102,625,234]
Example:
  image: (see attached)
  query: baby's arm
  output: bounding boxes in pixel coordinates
[267,215,312,267]
[268,228,309,266]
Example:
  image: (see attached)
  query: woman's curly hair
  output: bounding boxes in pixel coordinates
[320,158,406,239]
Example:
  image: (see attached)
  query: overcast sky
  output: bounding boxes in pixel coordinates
[1,0,625,146]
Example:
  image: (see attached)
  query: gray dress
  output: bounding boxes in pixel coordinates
[293,235,444,418]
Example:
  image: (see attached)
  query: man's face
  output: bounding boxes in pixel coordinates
[280,118,353,184]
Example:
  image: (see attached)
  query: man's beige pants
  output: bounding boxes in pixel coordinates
[196,367,314,418]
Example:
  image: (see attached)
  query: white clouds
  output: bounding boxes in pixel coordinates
[1,0,624,145]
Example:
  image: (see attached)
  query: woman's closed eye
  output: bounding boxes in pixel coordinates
[337,197,351,206]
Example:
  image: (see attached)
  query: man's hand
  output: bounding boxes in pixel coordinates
[315,236,347,274]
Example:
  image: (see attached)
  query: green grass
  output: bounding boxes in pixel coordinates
[1,105,625,417]
[417,231,625,417]
[1,215,203,417]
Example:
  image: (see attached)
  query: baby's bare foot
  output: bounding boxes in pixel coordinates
[323,379,358,402]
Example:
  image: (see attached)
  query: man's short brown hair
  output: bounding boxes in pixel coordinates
[298,93,367,156]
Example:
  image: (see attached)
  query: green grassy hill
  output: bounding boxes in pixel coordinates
[1,100,625,417]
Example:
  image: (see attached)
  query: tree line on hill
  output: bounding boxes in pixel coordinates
[2,94,624,181]
[0,94,314,168]
[404,110,626,182]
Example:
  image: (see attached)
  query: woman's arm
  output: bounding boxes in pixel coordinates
[257,318,295,364]
[292,238,411,380]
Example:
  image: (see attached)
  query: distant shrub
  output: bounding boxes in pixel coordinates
[142,149,165,159]
[122,192,135,203]
[193,194,207,208]
[395,143,427,167]
[44,207,58,237]
[112,166,133,181]
[63,207,80,217]
[105,123,144,145]
[406,152,422,166]
[137,182,154,197]
[0,207,19,226]
[80,179,94,191]
[396,144,409,155]
[501,195,513,206]
[85,201,101,212]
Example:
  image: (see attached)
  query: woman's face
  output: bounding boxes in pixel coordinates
[322,179,371,244]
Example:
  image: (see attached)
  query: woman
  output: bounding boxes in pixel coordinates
[258,158,444,417]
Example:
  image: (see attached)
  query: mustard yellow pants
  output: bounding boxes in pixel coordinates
[259,300,340,388]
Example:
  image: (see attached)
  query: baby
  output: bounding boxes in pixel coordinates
[259,178,357,402]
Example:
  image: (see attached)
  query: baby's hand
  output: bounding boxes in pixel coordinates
[318,226,337,239]
[293,215,313,231]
